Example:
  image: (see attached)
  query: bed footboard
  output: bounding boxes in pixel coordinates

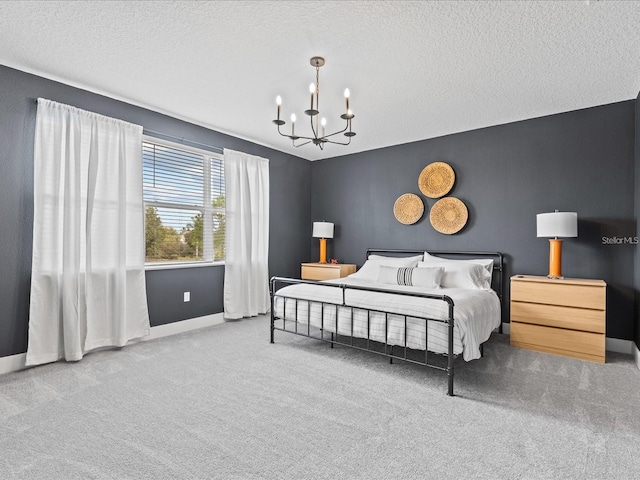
[269,276,457,396]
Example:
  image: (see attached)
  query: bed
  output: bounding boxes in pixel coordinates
[270,249,504,396]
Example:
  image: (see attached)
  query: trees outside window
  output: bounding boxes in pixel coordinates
[143,139,225,265]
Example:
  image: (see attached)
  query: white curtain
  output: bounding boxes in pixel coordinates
[223,149,270,319]
[27,99,150,366]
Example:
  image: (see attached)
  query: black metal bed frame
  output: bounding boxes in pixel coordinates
[269,249,504,396]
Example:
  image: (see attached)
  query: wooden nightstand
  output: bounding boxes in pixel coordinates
[510,275,606,363]
[301,263,356,281]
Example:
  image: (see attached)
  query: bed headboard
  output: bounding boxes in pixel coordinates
[365,248,505,304]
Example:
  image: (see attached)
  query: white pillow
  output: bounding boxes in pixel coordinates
[422,252,494,272]
[349,254,423,281]
[422,252,493,289]
[368,254,423,265]
[417,261,488,290]
[377,266,444,288]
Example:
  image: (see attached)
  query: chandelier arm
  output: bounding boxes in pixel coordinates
[288,134,321,141]
[278,118,353,143]
[276,126,287,138]
[321,123,350,139]
[276,123,291,138]
[277,123,316,142]
[293,139,312,148]
[309,114,319,139]
[323,136,352,146]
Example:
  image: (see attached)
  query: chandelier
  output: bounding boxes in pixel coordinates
[273,56,355,150]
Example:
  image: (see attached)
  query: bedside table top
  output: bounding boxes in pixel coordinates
[511,275,606,287]
[302,262,355,268]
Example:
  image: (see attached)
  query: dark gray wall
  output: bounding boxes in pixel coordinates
[0,65,310,356]
[1,62,637,357]
[311,102,636,340]
[635,91,640,350]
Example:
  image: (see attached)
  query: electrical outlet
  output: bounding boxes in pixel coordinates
[183,291,190,302]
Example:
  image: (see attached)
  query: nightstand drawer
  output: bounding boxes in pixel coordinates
[511,322,605,363]
[301,265,340,280]
[511,279,605,310]
[511,301,605,334]
[301,263,356,281]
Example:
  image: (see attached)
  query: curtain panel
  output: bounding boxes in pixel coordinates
[27,99,150,366]
[223,149,270,319]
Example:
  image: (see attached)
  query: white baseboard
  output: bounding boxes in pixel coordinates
[500,322,633,355]
[0,312,226,377]
[606,337,633,355]
[139,312,225,342]
[634,342,640,372]
[0,352,27,376]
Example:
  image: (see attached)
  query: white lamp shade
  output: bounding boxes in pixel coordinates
[312,221,334,239]
[536,212,578,238]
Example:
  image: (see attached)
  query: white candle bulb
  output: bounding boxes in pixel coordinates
[275,95,282,121]
[309,83,315,110]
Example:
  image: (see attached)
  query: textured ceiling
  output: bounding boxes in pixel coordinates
[1,1,639,161]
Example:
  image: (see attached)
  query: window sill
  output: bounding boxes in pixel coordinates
[145,261,225,271]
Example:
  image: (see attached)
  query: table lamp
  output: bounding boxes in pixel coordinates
[536,211,577,279]
[312,221,334,264]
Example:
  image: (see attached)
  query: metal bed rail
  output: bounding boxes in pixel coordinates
[269,276,457,396]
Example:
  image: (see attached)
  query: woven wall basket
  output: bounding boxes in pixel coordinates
[418,162,455,198]
[393,193,424,225]
[430,197,468,234]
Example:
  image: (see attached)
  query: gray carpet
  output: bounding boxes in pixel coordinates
[1,316,639,479]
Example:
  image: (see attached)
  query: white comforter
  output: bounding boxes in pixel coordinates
[272,277,501,361]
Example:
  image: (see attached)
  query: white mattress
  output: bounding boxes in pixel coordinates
[272,277,501,361]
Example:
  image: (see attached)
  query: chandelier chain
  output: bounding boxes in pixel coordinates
[315,63,320,133]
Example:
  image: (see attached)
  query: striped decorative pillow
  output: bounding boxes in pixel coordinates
[377,265,444,288]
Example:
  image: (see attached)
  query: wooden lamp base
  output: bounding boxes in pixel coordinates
[548,238,563,279]
[318,238,327,264]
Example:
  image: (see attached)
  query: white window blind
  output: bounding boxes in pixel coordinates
[143,137,225,265]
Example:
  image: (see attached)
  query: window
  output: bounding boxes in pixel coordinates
[143,137,225,265]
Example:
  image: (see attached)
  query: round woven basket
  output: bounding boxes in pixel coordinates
[418,162,455,198]
[393,193,424,225]
[430,197,468,234]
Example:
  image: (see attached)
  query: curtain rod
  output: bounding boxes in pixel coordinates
[143,129,224,154]
[31,99,224,154]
